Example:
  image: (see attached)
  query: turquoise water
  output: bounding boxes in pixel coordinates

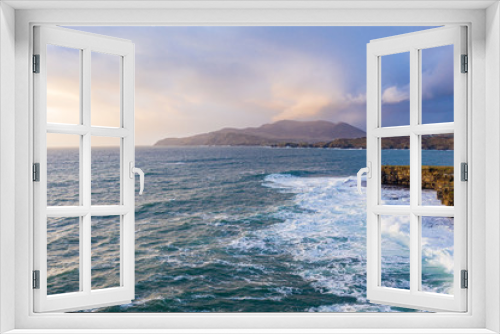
[46,146,454,312]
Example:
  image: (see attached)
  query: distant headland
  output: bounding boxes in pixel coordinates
[155,120,453,150]
[155,120,365,146]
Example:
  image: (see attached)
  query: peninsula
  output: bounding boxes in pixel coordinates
[155,120,454,151]
[155,120,365,146]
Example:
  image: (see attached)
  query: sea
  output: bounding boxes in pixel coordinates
[46,146,455,312]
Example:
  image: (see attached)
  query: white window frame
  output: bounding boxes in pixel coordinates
[33,25,136,313]
[366,26,467,312]
[1,2,498,333]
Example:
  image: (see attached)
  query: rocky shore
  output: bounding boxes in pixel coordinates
[271,134,453,150]
[381,165,454,206]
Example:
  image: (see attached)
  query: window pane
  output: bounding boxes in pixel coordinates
[421,216,454,295]
[46,45,81,124]
[421,45,454,124]
[380,215,410,290]
[381,52,410,127]
[47,217,80,295]
[47,133,80,206]
[92,137,121,205]
[381,137,410,205]
[92,216,121,289]
[91,52,121,127]
[421,134,454,206]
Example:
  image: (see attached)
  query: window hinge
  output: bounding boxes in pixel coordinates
[33,163,40,182]
[461,270,468,289]
[461,162,468,181]
[461,54,468,73]
[32,270,40,289]
[33,54,40,73]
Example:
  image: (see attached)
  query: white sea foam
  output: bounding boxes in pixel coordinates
[308,303,394,313]
[229,173,454,311]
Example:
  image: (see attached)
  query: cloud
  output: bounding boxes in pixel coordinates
[237,50,368,127]
[49,27,376,145]
[46,45,81,126]
[381,85,409,104]
[129,31,371,142]
[264,57,345,122]
[344,93,367,105]
[270,92,334,122]
[269,89,367,126]
[421,48,454,100]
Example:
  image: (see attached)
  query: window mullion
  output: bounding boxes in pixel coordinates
[81,48,92,294]
[415,49,423,294]
[409,47,420,294]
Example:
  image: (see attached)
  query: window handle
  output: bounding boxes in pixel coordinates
[357,162,371,195]
[129,162,145,195]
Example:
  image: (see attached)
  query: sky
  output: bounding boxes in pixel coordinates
[47,26,454,146]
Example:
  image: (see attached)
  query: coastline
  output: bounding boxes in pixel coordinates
[382,165,454,206]
[154,134,453,151]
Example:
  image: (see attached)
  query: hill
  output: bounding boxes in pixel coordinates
[155,120,366,146]
[272,134,454,150]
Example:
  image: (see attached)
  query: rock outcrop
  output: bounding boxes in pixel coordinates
[381,165,454,206]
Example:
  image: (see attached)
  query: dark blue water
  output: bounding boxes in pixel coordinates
[46,146,454,312]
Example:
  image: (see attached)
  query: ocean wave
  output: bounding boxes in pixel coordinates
[230,173,370,306]
[308,303,394,313]
[229,173,454,310]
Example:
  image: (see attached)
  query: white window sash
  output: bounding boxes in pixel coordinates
[366,26,467,312]
[32,25,136,313]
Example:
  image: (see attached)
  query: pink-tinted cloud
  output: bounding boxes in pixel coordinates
[381,85,409,104]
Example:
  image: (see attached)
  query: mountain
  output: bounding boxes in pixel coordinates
[155,120,366,146]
